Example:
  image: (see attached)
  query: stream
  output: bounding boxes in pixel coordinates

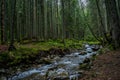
[1,44,99,80]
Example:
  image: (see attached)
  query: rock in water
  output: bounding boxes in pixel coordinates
[56,68,69,77]
[80,51,87,55]
[47,68,69,80]
[86,48,92,53]
[83,58,90,63]
[92,46,100,51]
[85,44,90,49]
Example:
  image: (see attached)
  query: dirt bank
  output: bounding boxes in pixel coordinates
[80,49,120,80]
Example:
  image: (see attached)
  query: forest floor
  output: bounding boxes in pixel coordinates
[80,49,120,80]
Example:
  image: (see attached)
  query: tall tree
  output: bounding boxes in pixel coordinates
[33,0,37,38]
[0,0,5,44]
[8,0,17,51]
[105,0,120,48]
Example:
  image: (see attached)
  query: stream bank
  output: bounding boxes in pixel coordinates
[80,49,120,80]
[0,44,101,80]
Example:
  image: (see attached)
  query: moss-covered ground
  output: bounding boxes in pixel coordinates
[0,39,100,68]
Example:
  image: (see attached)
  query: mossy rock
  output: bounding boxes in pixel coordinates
[40,58,53,64]
[79,58,92,70]
[80,51,87,55]
[83,58,90,63]
[79,63,91,70]
[79,63,88,69]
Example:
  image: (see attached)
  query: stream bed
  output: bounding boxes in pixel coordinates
[1,45,99,80]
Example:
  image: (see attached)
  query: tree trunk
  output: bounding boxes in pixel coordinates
[105,0,120,48]
[1,0,5,44]
[8,0,16,51]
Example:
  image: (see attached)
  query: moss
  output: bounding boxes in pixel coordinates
[0,47,39,67]
[88,41,100,45]
[79,63,89,70]
[79,62,92,70]
[1,39,100,68]
[0,52,13,63]
[19,39,84,51]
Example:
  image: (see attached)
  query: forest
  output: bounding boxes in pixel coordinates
[0,0,120,80]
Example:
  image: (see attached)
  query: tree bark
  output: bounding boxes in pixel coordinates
[105,0,120,48]
[1,0,5,44]
[9,0,16,51]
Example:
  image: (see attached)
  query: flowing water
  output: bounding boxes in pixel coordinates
[2,45,99,80]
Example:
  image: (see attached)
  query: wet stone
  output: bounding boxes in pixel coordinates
[86,48,92,53]
[80,51,87,55]
[5,44,99,80]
